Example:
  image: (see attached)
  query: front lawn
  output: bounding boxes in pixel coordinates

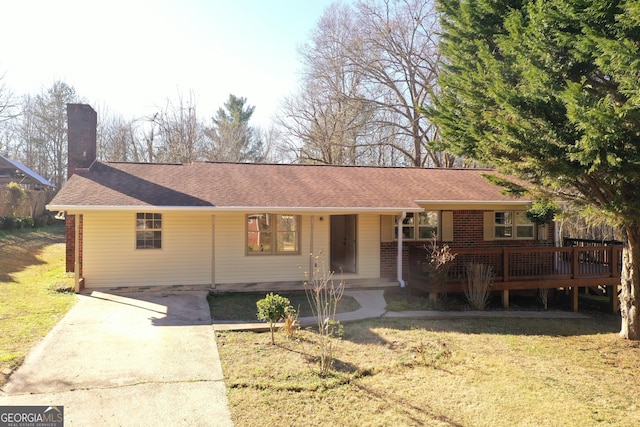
[217,314,640,426]
[0,224,77,386]
[208,291,361,321]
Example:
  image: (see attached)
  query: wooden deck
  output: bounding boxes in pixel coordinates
[408,245,623,312]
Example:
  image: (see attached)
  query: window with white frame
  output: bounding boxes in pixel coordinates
[247,213,299,254]
[494,211,534,239]
[395,212,439,240]
[136,213,162,249]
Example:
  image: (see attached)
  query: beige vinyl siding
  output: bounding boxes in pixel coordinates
[484,211,495,241]
[380,215,394,242]
[214,213,331,284]
[214,213,381,284]
[356,213,381,279]
[441,211,454,242]
[82,211,213,288]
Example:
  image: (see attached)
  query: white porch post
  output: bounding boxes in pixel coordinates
[397,211,406,288]
[309,215,315,280]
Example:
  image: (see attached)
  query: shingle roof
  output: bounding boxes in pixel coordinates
[47,162,528,211]
[0,155,55,188]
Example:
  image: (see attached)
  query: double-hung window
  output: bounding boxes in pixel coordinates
[394,212,439,240]
[136,213,162,249]
[494,211,534,239]
[247,213,299,254]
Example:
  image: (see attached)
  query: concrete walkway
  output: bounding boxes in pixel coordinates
[0,291,233,427]
[212,289,588,331]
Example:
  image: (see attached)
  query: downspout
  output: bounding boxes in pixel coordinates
[397,211,406,288]
[309,215,315,281]
[74,214,81,293]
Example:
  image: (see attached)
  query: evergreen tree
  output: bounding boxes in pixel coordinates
[430,0,640,339]
[205,94,263,162]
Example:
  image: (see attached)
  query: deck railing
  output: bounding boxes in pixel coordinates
[563,237,623,247]
[408,244,623,294]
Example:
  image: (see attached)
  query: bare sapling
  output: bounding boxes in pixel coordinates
[423,236,457,300]
[304,252,345,376]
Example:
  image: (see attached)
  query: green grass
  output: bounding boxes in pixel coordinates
[217,314,640,427]
[208,291,361,321]
[0,224,77,386]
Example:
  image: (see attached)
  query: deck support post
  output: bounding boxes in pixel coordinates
[571,286,579,312]
[502,289,509,309]
[609,285,619,313]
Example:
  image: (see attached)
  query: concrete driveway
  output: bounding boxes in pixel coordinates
[0,291,233,426]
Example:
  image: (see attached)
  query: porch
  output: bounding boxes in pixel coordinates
[408,244,623,313]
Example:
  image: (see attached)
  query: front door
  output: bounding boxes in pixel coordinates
[330,215,357,273]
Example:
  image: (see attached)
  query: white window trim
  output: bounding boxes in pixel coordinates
[246,213,301,255]
[135,212,162,250]
[494,211,534,240]
[394,211,440,241]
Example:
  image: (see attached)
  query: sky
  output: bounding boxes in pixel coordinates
[0,0,338,128]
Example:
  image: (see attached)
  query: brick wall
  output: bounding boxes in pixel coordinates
[380,210,556,279]
[65,215,75,272]
[64,214,83,275]
[65,104,96,275]
[66,104,97,180]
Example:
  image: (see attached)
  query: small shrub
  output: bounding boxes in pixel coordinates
[281,305,300,340]
[20,216,34,229]
[256,293,292,345]
[463,263,494,310]
[2,216,16,230]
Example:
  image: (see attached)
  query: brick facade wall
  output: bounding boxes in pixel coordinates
[65,215,75,272]
[66,104,97,180]
[380,210,556,279]
[65,104,96,275]
[65,214,83,275]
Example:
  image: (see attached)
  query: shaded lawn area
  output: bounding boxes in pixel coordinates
[0,225,77,386]
[208,291,361,321]
[217,314,640,427]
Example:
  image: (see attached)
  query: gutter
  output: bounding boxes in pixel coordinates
[45,205,424,214]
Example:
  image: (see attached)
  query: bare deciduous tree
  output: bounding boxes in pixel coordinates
[10,81,81,187]
[278,3,381,165]
[97,110,146,163]
[152,91,204,164]
[279,0,460,167]
[0,72,17,125]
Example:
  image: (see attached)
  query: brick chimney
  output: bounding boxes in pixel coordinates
[67,103,97,180]
[65,103,96,283]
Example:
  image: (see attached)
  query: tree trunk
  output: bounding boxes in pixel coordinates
[619,224,640,340]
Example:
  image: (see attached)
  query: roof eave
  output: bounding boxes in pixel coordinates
[414,200,531,204]
[45,205,424,214]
